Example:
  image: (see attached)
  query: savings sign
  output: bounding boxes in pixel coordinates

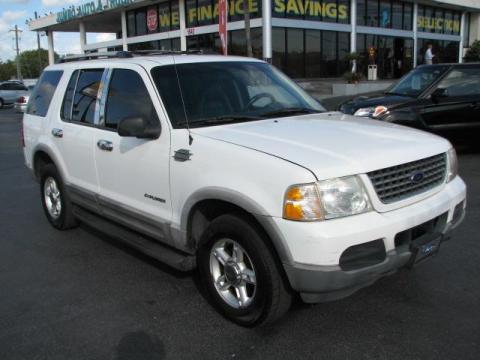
[273,0,349,20]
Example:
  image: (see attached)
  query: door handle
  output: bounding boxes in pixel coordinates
[97,139,113,151]
[51,128,63,138]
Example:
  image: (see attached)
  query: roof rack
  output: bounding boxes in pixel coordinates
[59,49,205,63]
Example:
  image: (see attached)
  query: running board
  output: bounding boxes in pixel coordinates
[72,206,196,271]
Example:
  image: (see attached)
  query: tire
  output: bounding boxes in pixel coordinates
[198,213,292,326]
[0,99,4,109]
[40,164,78,230]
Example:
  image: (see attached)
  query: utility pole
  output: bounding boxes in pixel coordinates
[9,25,23,81]
[35,11,43,75]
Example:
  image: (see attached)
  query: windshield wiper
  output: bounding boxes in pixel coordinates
[188,115,263,127]
[260,107,320,118]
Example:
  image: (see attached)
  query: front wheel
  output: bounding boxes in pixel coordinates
[40,164,78,230]
[198,214,292,326]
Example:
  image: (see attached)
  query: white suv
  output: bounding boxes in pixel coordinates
[22,53,466,326]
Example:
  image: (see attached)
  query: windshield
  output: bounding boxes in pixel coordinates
[151,61,325,128]
[387,65,450,97]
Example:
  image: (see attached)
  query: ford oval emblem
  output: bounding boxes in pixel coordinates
[410,171,425,184]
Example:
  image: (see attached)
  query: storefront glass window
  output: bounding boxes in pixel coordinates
[357,0,366,26]
[338,32,350,74]
[186,0,197,27]
[366,0,378,27]
[322,31,336,76]
[127,11,135,37]
[403,2,412,31]
[171,2,180,30]
[391,2,402,30]
[135,9,147,36]
[379,1,391,28]
[417,5,461,35]
[337,0,350,24]
[272,27,286,70]
[287,28,305,78]
[463,13,470,48]
[424,7,434,33]
[305,30,321,77]
[158,2,171,32]
[357,33,413,79]
[434,8,444,34]
[452,13,460,35]
[197,0,214,26]
[444,11,453,35]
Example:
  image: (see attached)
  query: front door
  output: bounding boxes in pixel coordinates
[420,66,480,133]
[93,65,172,244]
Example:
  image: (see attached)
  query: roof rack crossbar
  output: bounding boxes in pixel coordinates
[59,49,205,63]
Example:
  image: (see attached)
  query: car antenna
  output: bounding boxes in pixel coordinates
[172,55,193,145]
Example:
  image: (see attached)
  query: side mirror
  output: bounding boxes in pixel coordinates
[117,117,161,139]
[431,88,447,102]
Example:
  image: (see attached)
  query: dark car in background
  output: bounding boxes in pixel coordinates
[339,63,480,135]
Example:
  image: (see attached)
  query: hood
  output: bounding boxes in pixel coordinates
[340,93,413,115]
[193,112,450,180]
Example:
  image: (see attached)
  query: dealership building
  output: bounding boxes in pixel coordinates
[29,0,480,79]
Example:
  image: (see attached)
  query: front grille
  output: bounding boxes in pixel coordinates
[368,153,447,204]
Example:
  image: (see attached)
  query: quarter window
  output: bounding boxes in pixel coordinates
[26,70,63,117]
[71,69,103,124]
[104,69,159,130]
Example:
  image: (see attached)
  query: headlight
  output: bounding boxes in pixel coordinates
[353,106,388,118]
[353,107,374,117]
[283,176,372,221]
[447,147,458,182]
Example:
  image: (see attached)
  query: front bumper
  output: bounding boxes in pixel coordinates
[278,176,466,303]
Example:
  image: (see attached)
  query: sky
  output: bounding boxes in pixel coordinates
[0,0,115,62]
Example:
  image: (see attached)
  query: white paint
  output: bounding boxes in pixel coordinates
[22,55,466,269]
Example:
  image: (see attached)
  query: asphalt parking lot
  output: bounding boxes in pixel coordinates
[1,106,479,360]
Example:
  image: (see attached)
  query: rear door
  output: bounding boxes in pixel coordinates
[93,64,173,245]
[420,66,480,131]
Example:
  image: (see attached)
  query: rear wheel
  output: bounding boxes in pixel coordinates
[40,164,78,230]
[0,98,4,109]
[198,214,292,326]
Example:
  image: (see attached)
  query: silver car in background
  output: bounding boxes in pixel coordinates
[0,81,29,109]
[14,85,35,113]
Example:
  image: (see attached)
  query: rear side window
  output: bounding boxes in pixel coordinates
[71,69,103,124]
[104,69,159,129]
[26,70,63,117]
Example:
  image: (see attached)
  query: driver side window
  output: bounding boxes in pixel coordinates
[104,69,160,130]
[436,68,480,97]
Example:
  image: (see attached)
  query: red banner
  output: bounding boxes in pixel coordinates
[218,0,228,55]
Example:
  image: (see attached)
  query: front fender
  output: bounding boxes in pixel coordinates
[179,187,295,265]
